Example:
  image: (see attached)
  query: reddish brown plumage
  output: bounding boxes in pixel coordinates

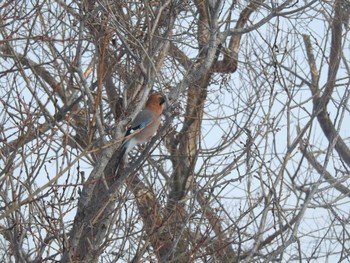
[145,93,165,115]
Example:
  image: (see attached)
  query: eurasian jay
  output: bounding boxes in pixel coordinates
[116,93,165,170]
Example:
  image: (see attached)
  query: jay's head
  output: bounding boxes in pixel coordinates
[146,93,166,114]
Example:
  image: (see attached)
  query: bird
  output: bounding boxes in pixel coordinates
[115,93,165,172]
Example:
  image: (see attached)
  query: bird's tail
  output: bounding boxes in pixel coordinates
[115,139,129,176]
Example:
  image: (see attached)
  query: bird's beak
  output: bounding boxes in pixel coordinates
[159,96,166,105]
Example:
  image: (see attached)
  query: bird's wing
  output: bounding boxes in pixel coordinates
[125,110,155,136]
